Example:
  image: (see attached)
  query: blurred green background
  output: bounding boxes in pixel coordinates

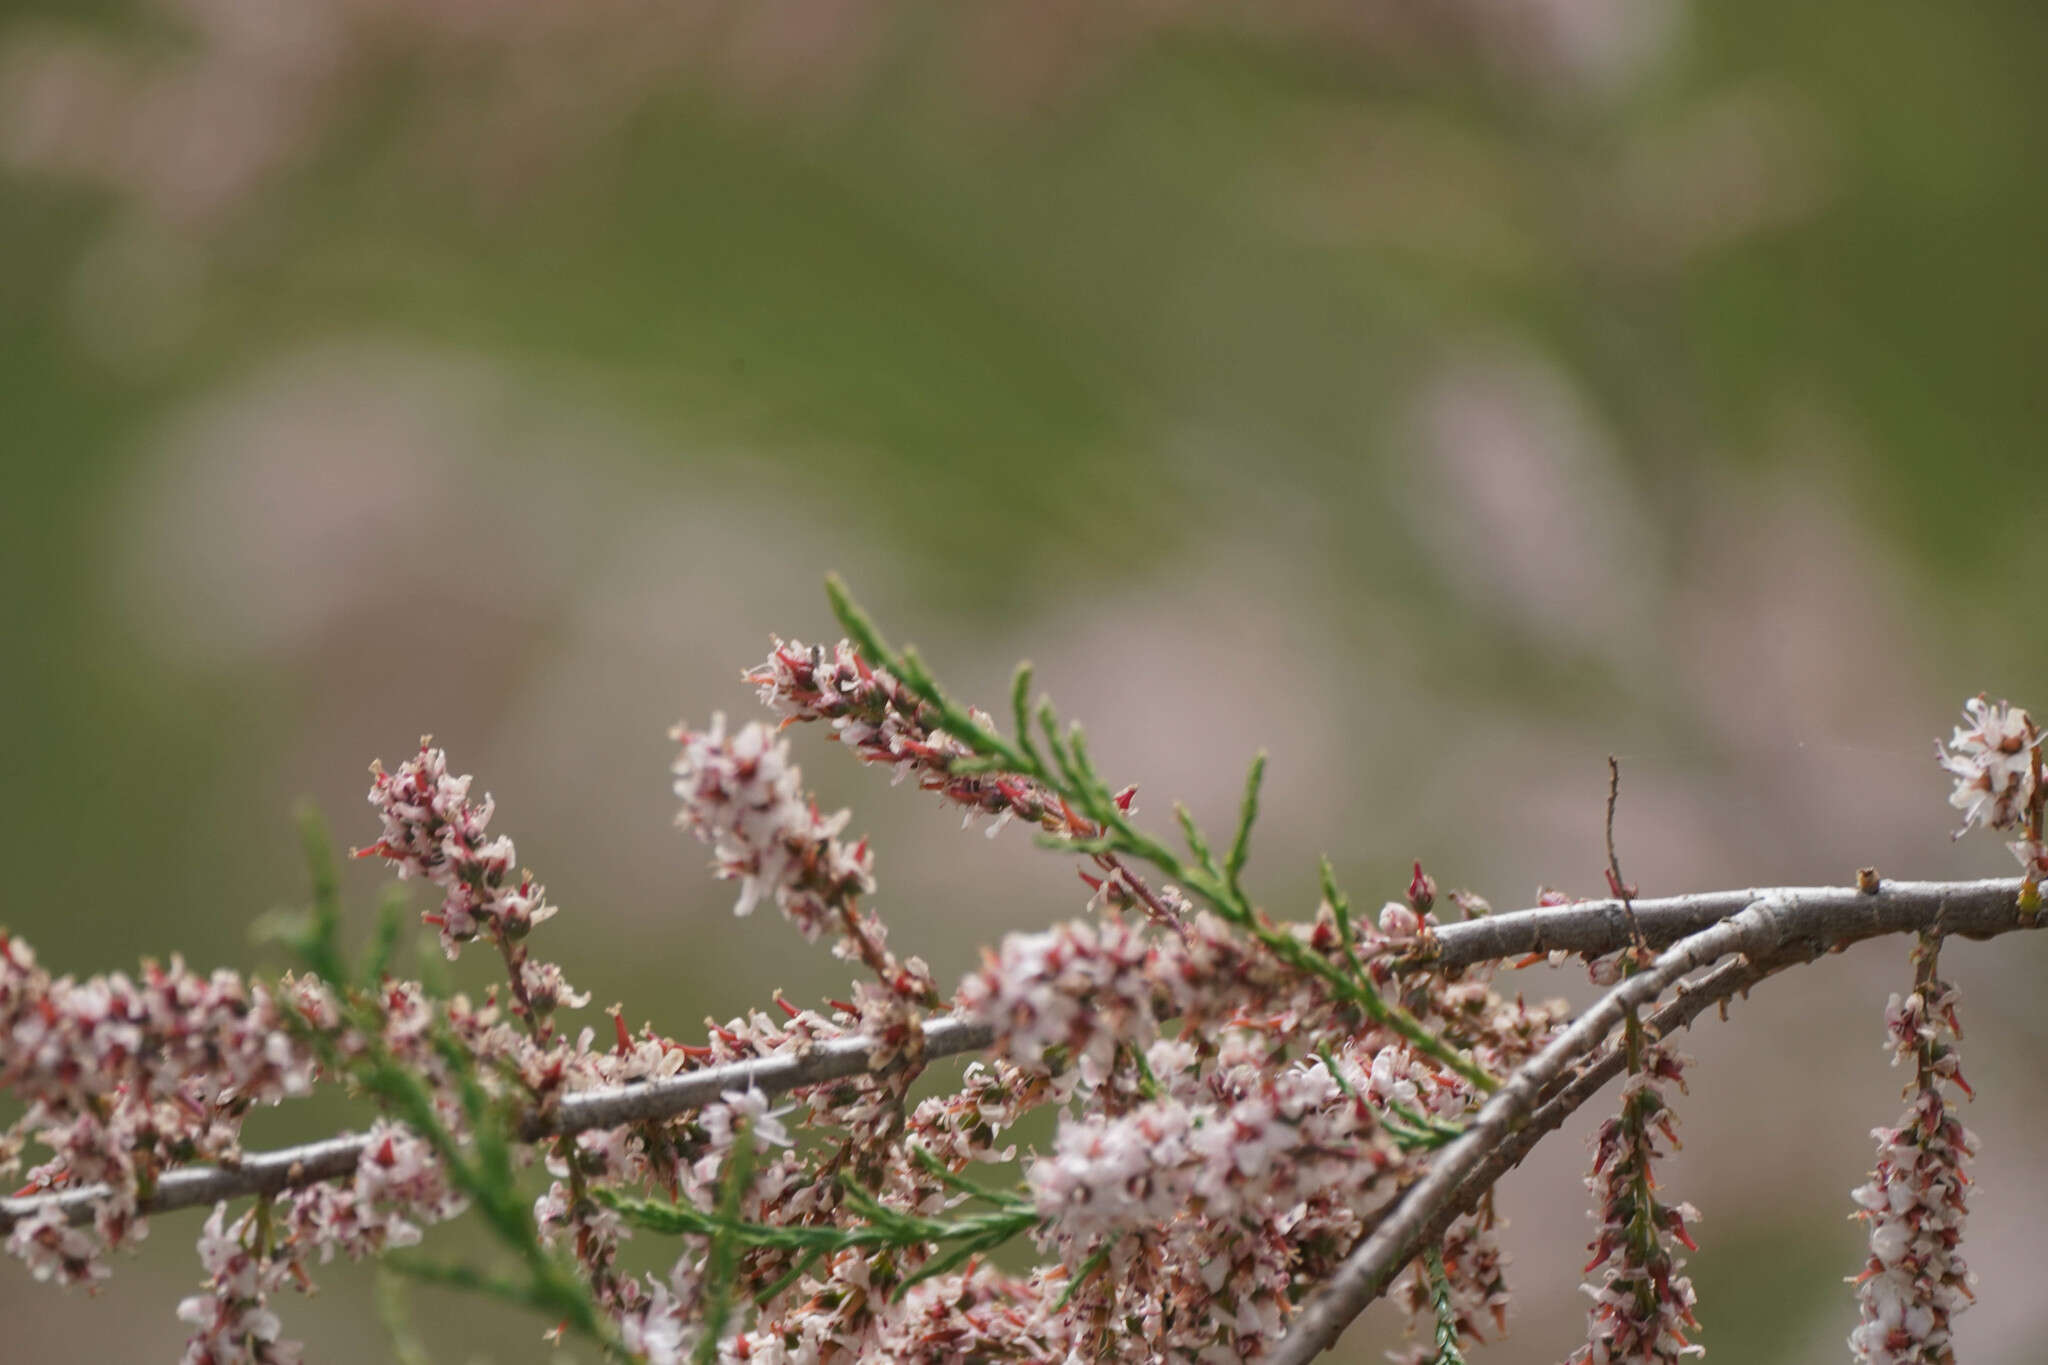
[3,0,2045,1360]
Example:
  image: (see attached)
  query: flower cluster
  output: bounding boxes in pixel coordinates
[1029,1045,1395,1243]
[956,913,1175,1075]
[176,1205,302,1365]
[175,1123,466,1364]
[367,729,1060,1363]
[522,967,989,1359]
[666,708,942,1240]
[1936,696,2042,843]
[1023,1032,1405,1361]
[953,882,1564,1360]
[533,1067,821,1354]
[750,639,1168,927]
[725,1258,1068,1364]
[0,932,323,1278]
[5,1203,105,1289]
[360,740,559,961]
[1569,1036,1702,1364]
[284,1121,466,1263]
[951,849,1570,1362]
[750,639,1069,835]
[1849,941,1974,1364]
[669,708,937,1097]
[671,714,880,941]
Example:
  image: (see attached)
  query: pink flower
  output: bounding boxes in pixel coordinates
[671,713,874,940]
[359,741,557,959]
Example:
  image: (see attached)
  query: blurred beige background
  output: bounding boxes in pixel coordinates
[2,0,2044,1360]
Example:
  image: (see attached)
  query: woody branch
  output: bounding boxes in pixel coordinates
[3,877,2028,1238]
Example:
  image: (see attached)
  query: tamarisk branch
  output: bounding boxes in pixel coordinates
[2,878,2028,1252]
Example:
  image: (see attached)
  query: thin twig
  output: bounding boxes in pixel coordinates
[0,1017,995,1232]
[1267,883,2037,1365]
[1322,948,1819,1365]
[1604,756,1645,953]
[1420,942,1818,1293]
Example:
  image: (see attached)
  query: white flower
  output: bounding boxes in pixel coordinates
[714,1087,796,1151]
[4,1203,106,1286]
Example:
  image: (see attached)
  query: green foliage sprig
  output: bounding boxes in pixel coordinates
[825,575,1496,1091]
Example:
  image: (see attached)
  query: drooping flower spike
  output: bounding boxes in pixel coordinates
[1848,936,1975,1365]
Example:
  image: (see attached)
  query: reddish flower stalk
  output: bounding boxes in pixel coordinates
[749,638,1178,929]
[1567,1024,1702,1364]
[751,640,1065,828]
[359,740,582,1043]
